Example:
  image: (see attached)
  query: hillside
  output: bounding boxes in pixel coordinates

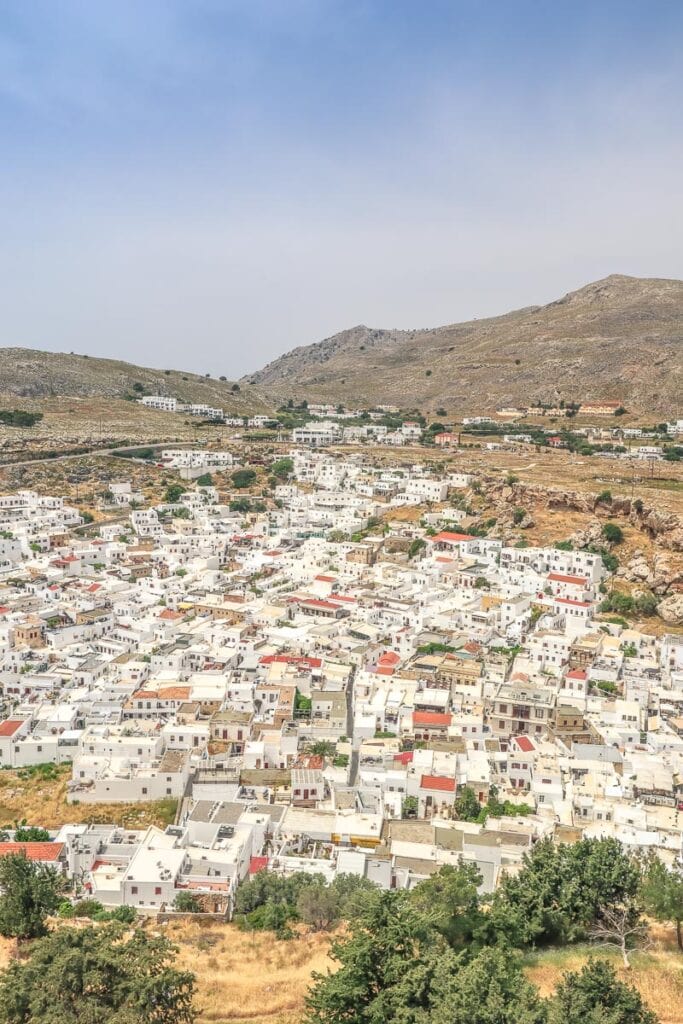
[244,275,683,415]
[0,348,271,414]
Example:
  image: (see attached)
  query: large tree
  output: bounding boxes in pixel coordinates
[304,889,443,1024]
[549,959,657,1024]
[641,853,683,951]
[0,853,63,940]
[410,861,483,948]
[430,947,547,1024]
[0,923,196,1024]
[481,838,641,948]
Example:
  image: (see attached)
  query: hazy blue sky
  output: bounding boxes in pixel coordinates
[1,1,681,377]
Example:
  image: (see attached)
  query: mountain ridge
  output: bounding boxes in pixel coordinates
[243,274,683,415]
[0,347,271,414]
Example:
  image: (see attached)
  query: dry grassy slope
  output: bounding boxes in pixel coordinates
[164,921,683,1024]
[0,348,274,414]
[244,275,683,415]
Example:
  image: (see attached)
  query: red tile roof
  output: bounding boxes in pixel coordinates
[548,573,588,585]
[566,669,587,680]
[0,719,25,737]
[413,711,452,727]
[378,652,400,667]
[249,855,269,875]
[514,736,535,753]
[420,774,456,793]
[0,842,64,861]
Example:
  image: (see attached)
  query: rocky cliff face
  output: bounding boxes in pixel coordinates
[479,478,683,623]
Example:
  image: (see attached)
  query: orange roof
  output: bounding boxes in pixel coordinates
[420,774,456,793]
[413,711,452,727]
[0,842,64,861]
[548,573,588,585]
[132,686,191,701]
[159,608,183,620]
[0,719,25,737]
[378,652,400,667]
[158,686,191,700]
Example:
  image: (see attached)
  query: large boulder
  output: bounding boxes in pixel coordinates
[657,594,683,625]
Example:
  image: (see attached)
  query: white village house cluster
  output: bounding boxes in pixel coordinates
[0,447,681,917]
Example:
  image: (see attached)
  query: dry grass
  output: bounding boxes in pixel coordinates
[166,919,334,1024]
[165,920,683,1024]
[524,933,683,1024]
[0,915,680,1023]
[0,765,177,830]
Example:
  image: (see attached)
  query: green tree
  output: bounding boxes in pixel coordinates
[297,883,341,932]
[0,853,63,939]
[13,826,50,842]
[164,483,186,503]
[481,838,640,949]
[641,854,683,950]
[409,538,426,559]
[304,889,442,1024]
[430,947,547,1024]
[0,923,196,1023]
[173,892,202,913]
[549,959,656,1024]
[231,468,257,489]
[307,740,335,757]
[410,861,483,948]
[454,785,482,822]
[402,794,418,818]
[196,473,213,487]
[602,522,624,544]
[271,457,294,479]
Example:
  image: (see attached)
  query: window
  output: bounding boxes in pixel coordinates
[142,787,148,795]
[131,885,138,894]
[155,886,162,895]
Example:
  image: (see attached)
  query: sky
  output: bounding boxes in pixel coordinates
[0,0,682,378]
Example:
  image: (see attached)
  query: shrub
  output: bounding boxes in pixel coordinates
[602,522,623,544]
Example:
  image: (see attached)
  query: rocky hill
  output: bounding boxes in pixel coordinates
[243,275,683,415]
[0,348,271,413]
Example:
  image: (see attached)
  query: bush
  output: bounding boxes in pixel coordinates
[0,410,44,428]
[602,522,623,544]
[164,484,185,503]
[174,892,202,913]
[231,468,257,489]
[14,826,50,842]
[597,489,612,504]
